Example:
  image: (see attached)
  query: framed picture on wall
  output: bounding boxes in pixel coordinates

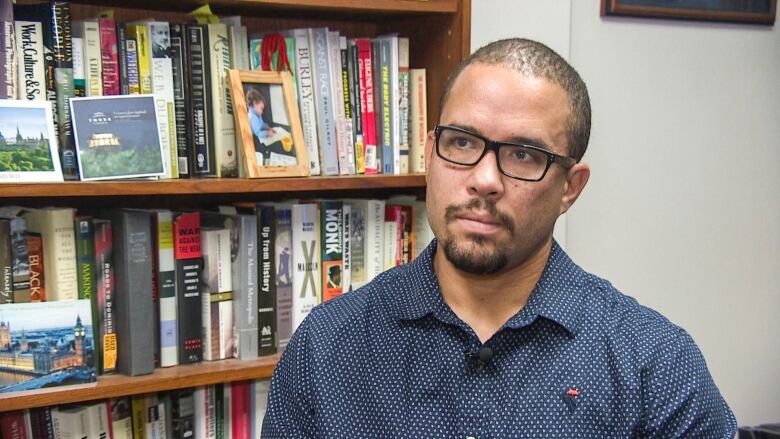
[227,69,310,179]
[601,0,777,25]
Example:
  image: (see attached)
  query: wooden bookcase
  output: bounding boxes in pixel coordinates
[0,0,470,412]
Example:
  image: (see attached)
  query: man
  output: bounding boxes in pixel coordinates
[262,38,736,438]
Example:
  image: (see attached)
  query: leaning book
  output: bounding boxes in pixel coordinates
[0,299,97,393]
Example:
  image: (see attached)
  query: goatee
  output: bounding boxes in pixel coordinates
[441,198,514,275]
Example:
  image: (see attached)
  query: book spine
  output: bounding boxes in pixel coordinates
[320,200,343,302]
[291,203,320,332]
[398,37,410,174]
[107,209,154,376]
[74,215,100,373]
[26,232,45,302]
[52,2,78,180]
[0,220,11,304]
[273,205,293,351]
[125,36,140,95]
[0,411,31,439]
[206,23,238,178]
[344,200,366,290]
[174,211,203,365]
[377,36,399,175]
[94,218,117,374]
[0,0,15,99]
[347,40,364,174]
[127,24,152,94]
[356,38,377,174]
[131,395,146,439]
[233,214,258,360]
[156,210,178,367]
[308,27,339,175]
[186,24,215,177]
[72,34,85,96]
[339,36,356,175]
[110,397,134,439]
[79,20,102,96]
[366,200,385,282]
[256,204,277,356]
[230,381,250,439]
[328,31,349,176]
[170,23,192,179]
[201,227,233,361]
[342,204,351,294]
[115,22,130,95]
[169,388,195,439]
[8,218,30,303]
[146,22,177,179]
[22,208,78,301]
[292,28,321,176]
[14,21,46,101]
[99,17,120,95]
[409,68,427,173]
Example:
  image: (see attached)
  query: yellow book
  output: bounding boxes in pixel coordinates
[126,24,152,94]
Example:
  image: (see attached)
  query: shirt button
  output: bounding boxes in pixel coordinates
[466,436,477,439]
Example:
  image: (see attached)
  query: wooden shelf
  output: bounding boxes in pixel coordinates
[0,174,427,198]
[0,355,279,412]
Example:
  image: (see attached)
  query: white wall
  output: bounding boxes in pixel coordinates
[473,0,780,426]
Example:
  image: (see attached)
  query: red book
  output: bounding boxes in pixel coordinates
[173,212,203,364]
[0,410,31,439]
[231,380,251,439]
[356,38,378,174]
[99,17,121,95]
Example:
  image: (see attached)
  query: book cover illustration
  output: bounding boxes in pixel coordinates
[70,94,165,180]
[0,99,63,182]
[0,299,97,393]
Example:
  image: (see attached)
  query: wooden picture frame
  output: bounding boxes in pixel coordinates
[601,0,777,25]
[228,70,310,178]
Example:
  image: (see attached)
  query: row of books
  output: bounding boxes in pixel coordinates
[0,379,271,439]
[0,197,433,379]
[0,1,429,181]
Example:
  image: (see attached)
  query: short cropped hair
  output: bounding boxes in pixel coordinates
[245,87,267,107]
[440,38,591,161]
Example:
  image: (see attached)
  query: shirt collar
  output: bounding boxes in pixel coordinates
[394,239,585,336]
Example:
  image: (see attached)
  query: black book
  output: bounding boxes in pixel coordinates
[257,204,277,356]
[170,23,193,178]
[173,211,203,364]
[185,24,215,177]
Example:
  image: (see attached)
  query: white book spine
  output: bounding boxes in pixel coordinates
[22,208,78,301]
[207,23,238,178]
[82,21,102,97]
[291,203,321,332]
[291,28,321,175]
[365,200,385,282]
[194,386,216,439]
[14,21,46,101]
[232,214,258,360]
[148,22,178,179]
[328,31,349,175]
[156,210,178,367]
[341,204,351,292]
[308,27,339,175]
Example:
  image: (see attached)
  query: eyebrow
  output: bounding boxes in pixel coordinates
[447,123,552,152]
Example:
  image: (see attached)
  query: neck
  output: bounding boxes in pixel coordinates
[434,238,553,343]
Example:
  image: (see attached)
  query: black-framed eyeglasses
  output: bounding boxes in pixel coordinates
[434,125,578,182]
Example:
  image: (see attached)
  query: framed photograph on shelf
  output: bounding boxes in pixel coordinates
[0,100,63,183]
[228,69,310,178]
[70,95,166,181]
[601,0,777,24]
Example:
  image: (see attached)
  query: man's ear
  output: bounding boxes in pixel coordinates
[559,162,590,215]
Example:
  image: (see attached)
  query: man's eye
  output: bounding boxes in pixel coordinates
[452,137,475,148]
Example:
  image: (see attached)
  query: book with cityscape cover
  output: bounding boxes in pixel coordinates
[0,299,97,393]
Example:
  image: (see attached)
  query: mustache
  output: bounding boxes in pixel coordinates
[444,198,515,233]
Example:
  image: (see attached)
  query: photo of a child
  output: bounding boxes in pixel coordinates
[243,84,298,167]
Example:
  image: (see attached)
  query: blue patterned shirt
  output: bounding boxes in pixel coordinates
[262,240,736,438]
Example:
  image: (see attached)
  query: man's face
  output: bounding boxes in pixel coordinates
[425,62,585,275]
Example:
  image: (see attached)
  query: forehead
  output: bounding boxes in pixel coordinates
[441,63,570,153]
